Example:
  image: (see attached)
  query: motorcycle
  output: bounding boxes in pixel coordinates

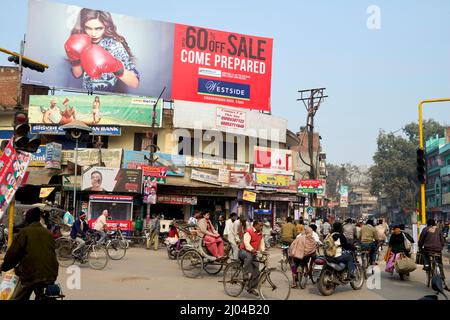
[315,252,365,296]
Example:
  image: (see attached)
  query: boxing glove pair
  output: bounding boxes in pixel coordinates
[64,34,124,79]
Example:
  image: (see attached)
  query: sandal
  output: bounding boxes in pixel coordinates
[291,284,298,289]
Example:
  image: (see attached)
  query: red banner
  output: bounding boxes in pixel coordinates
[254,146,292,175]
[0,138,31,220]
[142,166,167,178]
[172,24,273,111]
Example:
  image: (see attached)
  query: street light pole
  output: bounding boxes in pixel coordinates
[418,98,450,224]
[73,138,79,212]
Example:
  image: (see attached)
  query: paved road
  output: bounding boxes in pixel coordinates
[47,245,450,300]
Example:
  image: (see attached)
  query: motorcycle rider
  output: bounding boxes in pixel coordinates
[330,222,357,280]
[343,218,357,245]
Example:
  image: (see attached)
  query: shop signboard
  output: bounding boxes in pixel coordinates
[216,107,246,130]
[123,151,185,177]
[39,187,55,198]
[82,167,142,193]
[29,146,46,167]
[298,179,325,194]
[191,168,221,186]
[31,124,121,136]
[0,137,31,220]
[255,173,290,188]
[228,171,255,189]
[45,142,62,169]
[185,156,250,172]
[143,179,157,204]
[339,185,348,208]
[62,149,123,168]
[157,195,197,205]
[142,166,167,184]
[254,146,293,176]
[254,209,272,215]
[88,194,134,232]
[243,190,257,203]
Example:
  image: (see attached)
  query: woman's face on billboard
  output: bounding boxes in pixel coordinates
[84,19,105,43]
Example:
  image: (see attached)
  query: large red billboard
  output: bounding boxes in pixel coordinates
[172,24,273,112]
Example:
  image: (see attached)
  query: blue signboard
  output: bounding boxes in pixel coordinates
[31,125,121,136]
[254,209,272,215]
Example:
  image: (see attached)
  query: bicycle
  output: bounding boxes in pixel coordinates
[357,244,375,280]
[222,252,291,300]
[279,242,290,272]
[95,226,128,260]
[56,234,108,270]
[423,251,443,288]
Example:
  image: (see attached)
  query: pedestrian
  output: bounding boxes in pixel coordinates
[320,219,331,240]
[262,219,272,248]
[62,207,75,228]
[246,218,254,230]
[149,214,160,250]
[224,212,239,260]
[217,214,226,238]
[0,207,58,300]
[235,216,247,244]
[188,210,200,225]
[385,225,413,280]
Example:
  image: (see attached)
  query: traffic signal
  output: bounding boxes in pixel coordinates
[7,54,47,73]
[13,111,41,153]
[417,148,426,184]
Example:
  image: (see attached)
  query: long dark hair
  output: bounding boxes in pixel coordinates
[71,8,134,60]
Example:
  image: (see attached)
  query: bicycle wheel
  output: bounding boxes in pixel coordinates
[223,261,245,297]
[56,244,75,267]
[87,244,109,270]
[297,265,307,289]
[180,250,204,278]
[177,247,193,266]
[426,263,434,288]
[258,270,291,300]
[204,262,223,275]
[107,239,127,260]
[167,245,177,260]
[361,254,368,280]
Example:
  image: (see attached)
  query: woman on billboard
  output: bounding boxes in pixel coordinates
[64,8,140,92]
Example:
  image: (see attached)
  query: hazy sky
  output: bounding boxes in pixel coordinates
[2,0,450,165]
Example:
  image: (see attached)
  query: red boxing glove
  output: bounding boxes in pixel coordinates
[80,44,124,79]
[64,34,92,66]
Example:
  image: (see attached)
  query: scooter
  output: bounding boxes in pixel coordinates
[315,252,365,296]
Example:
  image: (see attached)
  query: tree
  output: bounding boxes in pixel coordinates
[326,163,362,201]
[369,119,445,217]
[403,119,445,146]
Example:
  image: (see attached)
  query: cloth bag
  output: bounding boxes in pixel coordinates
[385,252,396,273]
[0,270,19,300]
[394,253,417,273]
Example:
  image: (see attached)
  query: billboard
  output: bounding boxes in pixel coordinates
[298,179,325,194]
[340,185,349,208]
[82,167,142,193]
[24,1,273,111]
[28,95,162,128]
[254,146,293,176]
[255,173,290,188]
[229,171,255,189]
[29,146,46,167]
[123,151,185,177]
[172,25,273,111]
[24,0,174,98]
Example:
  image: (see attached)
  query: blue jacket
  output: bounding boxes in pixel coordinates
[70,219,90,239]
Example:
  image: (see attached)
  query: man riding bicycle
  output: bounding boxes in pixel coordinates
[70,213,91,257]
[93,210,109,245]
[238,220,265,296]
[418,219,449,291]
[359,219,379,266]
[281,216,297,245]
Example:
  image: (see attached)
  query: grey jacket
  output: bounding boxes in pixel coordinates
[197,218,218,238]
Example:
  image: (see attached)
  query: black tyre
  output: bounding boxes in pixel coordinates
[204,262,223,275]
[107,239,127,260]
[180,250,204,278]
[258,270,291,300]
[56,245,75,267]
[223,262,245,297]
[350,265,365,290]
[87,244,108,270]
[167,245,177,260]
[298,268,307,289]
[177,247,193,266]
[317,267,335,296]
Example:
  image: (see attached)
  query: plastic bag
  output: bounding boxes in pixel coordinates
[385,253,396,273]
[0,270,19,300]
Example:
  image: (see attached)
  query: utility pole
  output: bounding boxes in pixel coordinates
[145,87,166,165]
[16,36,25,109]
[297,88,327,210]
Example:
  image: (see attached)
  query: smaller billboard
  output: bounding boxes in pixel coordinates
[216,107,246,130]
[123,151,185,177]
[191,169,221,186]
[254,146,293,176]
[29,95,162,128]
[82,167,142,193]
[229,171,255,189]
[298,179,325,194]
[157,195,197,205]
[243,190,257,203]
[29,146,46,167]
[255,173,290,188]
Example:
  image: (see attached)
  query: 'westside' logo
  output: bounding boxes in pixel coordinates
[198,78,250,100]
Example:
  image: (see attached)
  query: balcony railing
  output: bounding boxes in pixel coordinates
[440,166,450,177]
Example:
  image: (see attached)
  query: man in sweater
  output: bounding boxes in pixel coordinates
[238,220,265,296]
[359,219,379,265]
[419,219,449,290]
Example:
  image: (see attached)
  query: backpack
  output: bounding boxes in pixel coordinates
[323,232,338,257]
